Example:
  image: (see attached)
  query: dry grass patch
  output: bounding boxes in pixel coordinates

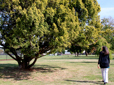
[0,55,114,85]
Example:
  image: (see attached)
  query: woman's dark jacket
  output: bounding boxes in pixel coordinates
[98,51,110,68]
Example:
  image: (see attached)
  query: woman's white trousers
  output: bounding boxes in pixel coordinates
[101,68,109,83]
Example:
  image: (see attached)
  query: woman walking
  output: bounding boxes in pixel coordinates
[98,46,110,84]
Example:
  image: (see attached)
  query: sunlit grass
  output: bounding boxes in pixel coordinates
[0,55,114,85]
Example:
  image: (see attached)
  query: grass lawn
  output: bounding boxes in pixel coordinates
[0,55,12,60]
[0,55,114,85]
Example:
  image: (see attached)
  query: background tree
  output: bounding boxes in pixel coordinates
[93,38,112,59]
[0,0,80,69]
[68,44,82,57]
[101,17,114,52]
[82,17,114,57]
[68,0,102,55]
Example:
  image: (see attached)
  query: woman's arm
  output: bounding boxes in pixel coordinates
[98,52,101,64]
[98,52,101,68]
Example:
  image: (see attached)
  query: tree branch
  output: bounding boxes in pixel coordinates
[28,57,38,68]
[6,52,17,60]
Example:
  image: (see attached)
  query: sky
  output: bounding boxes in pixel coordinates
[97,0,114,19]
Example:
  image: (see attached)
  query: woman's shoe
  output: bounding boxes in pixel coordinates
[104,82,107,84]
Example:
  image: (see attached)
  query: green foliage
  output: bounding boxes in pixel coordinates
[0,0,80,68]
[83,17,114,58]
[68,45,82,55]
[101,17,114,52]
[68,0,102,54]
[94,38,112,59]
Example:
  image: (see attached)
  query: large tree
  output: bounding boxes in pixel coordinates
[68,0,102,55]
[0,0,80,69]
[81,17,114,57]
[101,17,114,52]
[68,45,82,56]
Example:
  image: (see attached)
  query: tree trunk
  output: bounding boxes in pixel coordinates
[17,56,38,69]
[85,51,88,56]
[77,53,79,56]
[18,60,30,69]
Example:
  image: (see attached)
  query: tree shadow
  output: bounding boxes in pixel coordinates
[0,64,66,80]
[65,80,104,85]
[33,65,66,73]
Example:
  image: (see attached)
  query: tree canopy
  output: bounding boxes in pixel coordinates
[0,0,102,69]
[101,17,114,52]
[81,17,114,58]
[0,0,80,69]
[67,0,102,55]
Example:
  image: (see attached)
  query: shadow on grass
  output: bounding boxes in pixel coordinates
[65,80,104,85]
[0,64,66,80]
[33,65,66,73]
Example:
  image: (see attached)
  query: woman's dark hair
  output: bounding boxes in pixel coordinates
[102,46,109,55]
